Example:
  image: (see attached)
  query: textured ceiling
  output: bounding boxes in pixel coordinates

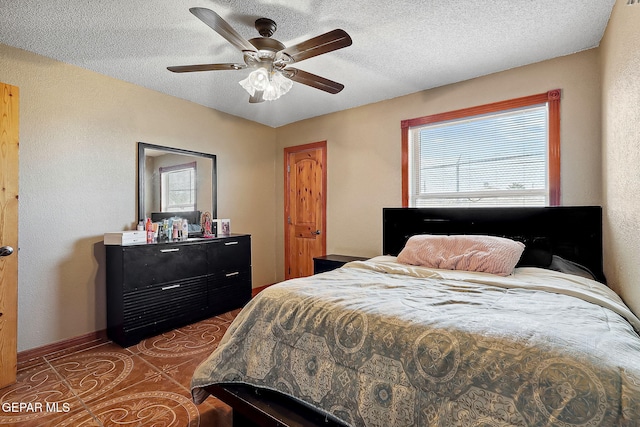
[0,1,615,127]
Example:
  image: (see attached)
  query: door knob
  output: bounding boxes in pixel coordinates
[0,246,14,257]
[313,230,321,235]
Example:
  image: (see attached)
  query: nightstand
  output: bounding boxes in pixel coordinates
[313,254,369,274]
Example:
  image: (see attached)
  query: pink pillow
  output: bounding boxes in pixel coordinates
[397,234,525,276]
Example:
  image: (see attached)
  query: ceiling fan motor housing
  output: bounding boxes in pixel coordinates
[255,17,277,37]
[245,36,289,69]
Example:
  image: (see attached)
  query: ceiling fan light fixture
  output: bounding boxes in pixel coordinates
[239,68,269,95]
[238,74,256,96]
[249,68,269,91]
[272,71,293,93]
[240,68,292,101]
[263,83,279,101]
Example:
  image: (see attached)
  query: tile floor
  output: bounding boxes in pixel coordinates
[0,310,240,427]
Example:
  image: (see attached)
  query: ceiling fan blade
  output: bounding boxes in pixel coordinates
[284,68,344,94]
[249,91,265,103]
[277,29,352,64]
[167,63,247,73]
[189,7,256,52]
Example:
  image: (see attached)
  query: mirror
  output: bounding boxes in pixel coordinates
[138,142,217,223]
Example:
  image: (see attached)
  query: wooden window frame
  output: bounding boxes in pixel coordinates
[401,89,561,207]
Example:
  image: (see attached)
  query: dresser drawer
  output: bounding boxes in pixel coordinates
[208,268,251,315]
[122,243,207,290]
[123,276,208,332]
[209,267,252,290]
[208,236,251,272]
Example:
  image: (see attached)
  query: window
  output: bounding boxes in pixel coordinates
[160,162,197,212]
[402,90,561,207]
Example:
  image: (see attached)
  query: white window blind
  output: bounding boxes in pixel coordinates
[408,105,549,207]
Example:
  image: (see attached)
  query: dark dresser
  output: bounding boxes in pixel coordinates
[313,254,369,274]
[105,234,251,347]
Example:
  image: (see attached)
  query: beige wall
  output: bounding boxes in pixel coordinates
[600,1,640,316]
[0,44,278,352]
[3,3,634,352]
[275,49,603,282]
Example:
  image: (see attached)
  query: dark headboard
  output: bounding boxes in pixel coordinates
[383,207,605,283]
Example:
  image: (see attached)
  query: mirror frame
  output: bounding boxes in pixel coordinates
[137,142,217,222]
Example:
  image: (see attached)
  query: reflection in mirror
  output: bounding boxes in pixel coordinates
[138,142,217,223]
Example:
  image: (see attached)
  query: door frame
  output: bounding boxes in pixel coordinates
[284,141,327,279]
[0,82,19,388]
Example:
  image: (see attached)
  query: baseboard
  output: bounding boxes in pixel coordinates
[18,288,273,364]
[17,329,108,364]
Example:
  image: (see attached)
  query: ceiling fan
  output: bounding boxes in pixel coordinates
[168,8,353,103]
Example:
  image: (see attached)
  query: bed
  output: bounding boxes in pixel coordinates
[191,207,640,426]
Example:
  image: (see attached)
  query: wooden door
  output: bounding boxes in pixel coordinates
[284,142,327,279]
[0,82,19,387]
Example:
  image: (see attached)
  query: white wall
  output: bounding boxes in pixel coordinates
[0,44,278,351]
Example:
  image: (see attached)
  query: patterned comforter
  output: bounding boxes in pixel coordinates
[192,256,640,426]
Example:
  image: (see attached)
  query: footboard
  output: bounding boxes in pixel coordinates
[205,384,349,427]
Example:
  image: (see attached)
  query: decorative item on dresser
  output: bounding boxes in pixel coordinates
[313,254,369,274]
[105,234,251,347]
